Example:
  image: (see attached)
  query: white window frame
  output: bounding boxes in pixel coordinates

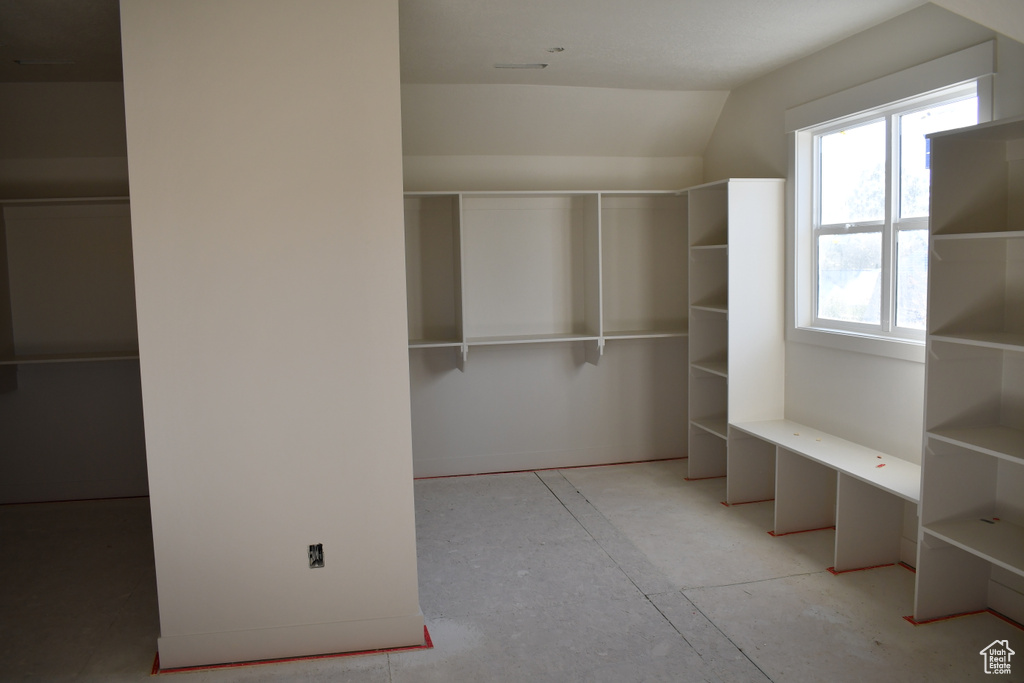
[786,41,995,363]
[809,85,978,341]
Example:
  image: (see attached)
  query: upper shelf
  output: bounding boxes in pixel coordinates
[0,196,130,206]
[924,516,1024,578]
[927,426,1024,464]
[691,301,728,314]
[691,359,728,377]
[933,230,1024,242]
[408,339,462,350]
[465,333,600,346]
[0,350,140,366]
[603,329,688,341]
[929,331,1024,353]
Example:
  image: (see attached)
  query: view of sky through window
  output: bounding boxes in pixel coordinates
[814,93,977,332]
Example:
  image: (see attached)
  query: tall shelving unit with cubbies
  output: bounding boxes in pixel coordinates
[914,117,1024,624]
[686,179,786,485]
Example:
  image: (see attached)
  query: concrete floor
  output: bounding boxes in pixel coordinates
[0,459,1017,681]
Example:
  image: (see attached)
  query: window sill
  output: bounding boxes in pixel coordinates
[788,325,925,363]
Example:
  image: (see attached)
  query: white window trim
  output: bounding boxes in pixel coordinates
[785,41,995,363]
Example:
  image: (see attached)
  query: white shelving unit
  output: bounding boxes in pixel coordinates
[685,179,786,482]
[914,118,1024,624]
[404,190,690,369]
[0,197,139,391]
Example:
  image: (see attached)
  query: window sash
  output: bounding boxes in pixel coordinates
[808,87,975,342]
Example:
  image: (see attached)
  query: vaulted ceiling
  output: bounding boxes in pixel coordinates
[2,0,935,89]
[399,0,926,91]
[2,1,1018,165]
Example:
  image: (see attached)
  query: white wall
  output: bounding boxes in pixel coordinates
[402,84,726,191]
[121,0,422,668]
[703,4,1024,462]
[411,340,688,477]
[933,0,1024,45]
[404,155,702,192]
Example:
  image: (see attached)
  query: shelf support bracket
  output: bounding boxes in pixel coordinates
[456,343,469,372]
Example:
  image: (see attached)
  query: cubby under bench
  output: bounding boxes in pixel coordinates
[727,419,920,573]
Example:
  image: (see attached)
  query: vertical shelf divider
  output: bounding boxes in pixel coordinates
[454,193,468,371]
[585,193,603,365]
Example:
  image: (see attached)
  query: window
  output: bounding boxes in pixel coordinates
[786,41,994,361]
[809,86,978,341]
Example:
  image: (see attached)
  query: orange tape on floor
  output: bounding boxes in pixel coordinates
[152,625,433,675]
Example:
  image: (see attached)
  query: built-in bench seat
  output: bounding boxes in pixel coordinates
[727,419,920,573]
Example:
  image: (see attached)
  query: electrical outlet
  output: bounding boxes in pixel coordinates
[309,543,324,568]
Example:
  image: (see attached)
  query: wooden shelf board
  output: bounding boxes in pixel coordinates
[691,360,728,377]
[604,329,688,341]
[0,196,130,206]
[691,417,729,440]
[690,244,728,252]
[930,331,1024,352]
[927,426,1024,463]
[690,302,728,314]
[408,339,463,349]
[730,419,921,503]
[465,333,600,347]
[461,191,594,200]
[932,230,1024,242]
[0,350,140,365]
[924,518,1024,578]
[598,190,682,197]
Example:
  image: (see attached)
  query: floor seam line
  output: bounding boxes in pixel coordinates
[643,592,698,649]
[682,569,836,593]
[535,471,655,596]
[541,469,776,683]
[687,598,777,683]
[538,470,755,681]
